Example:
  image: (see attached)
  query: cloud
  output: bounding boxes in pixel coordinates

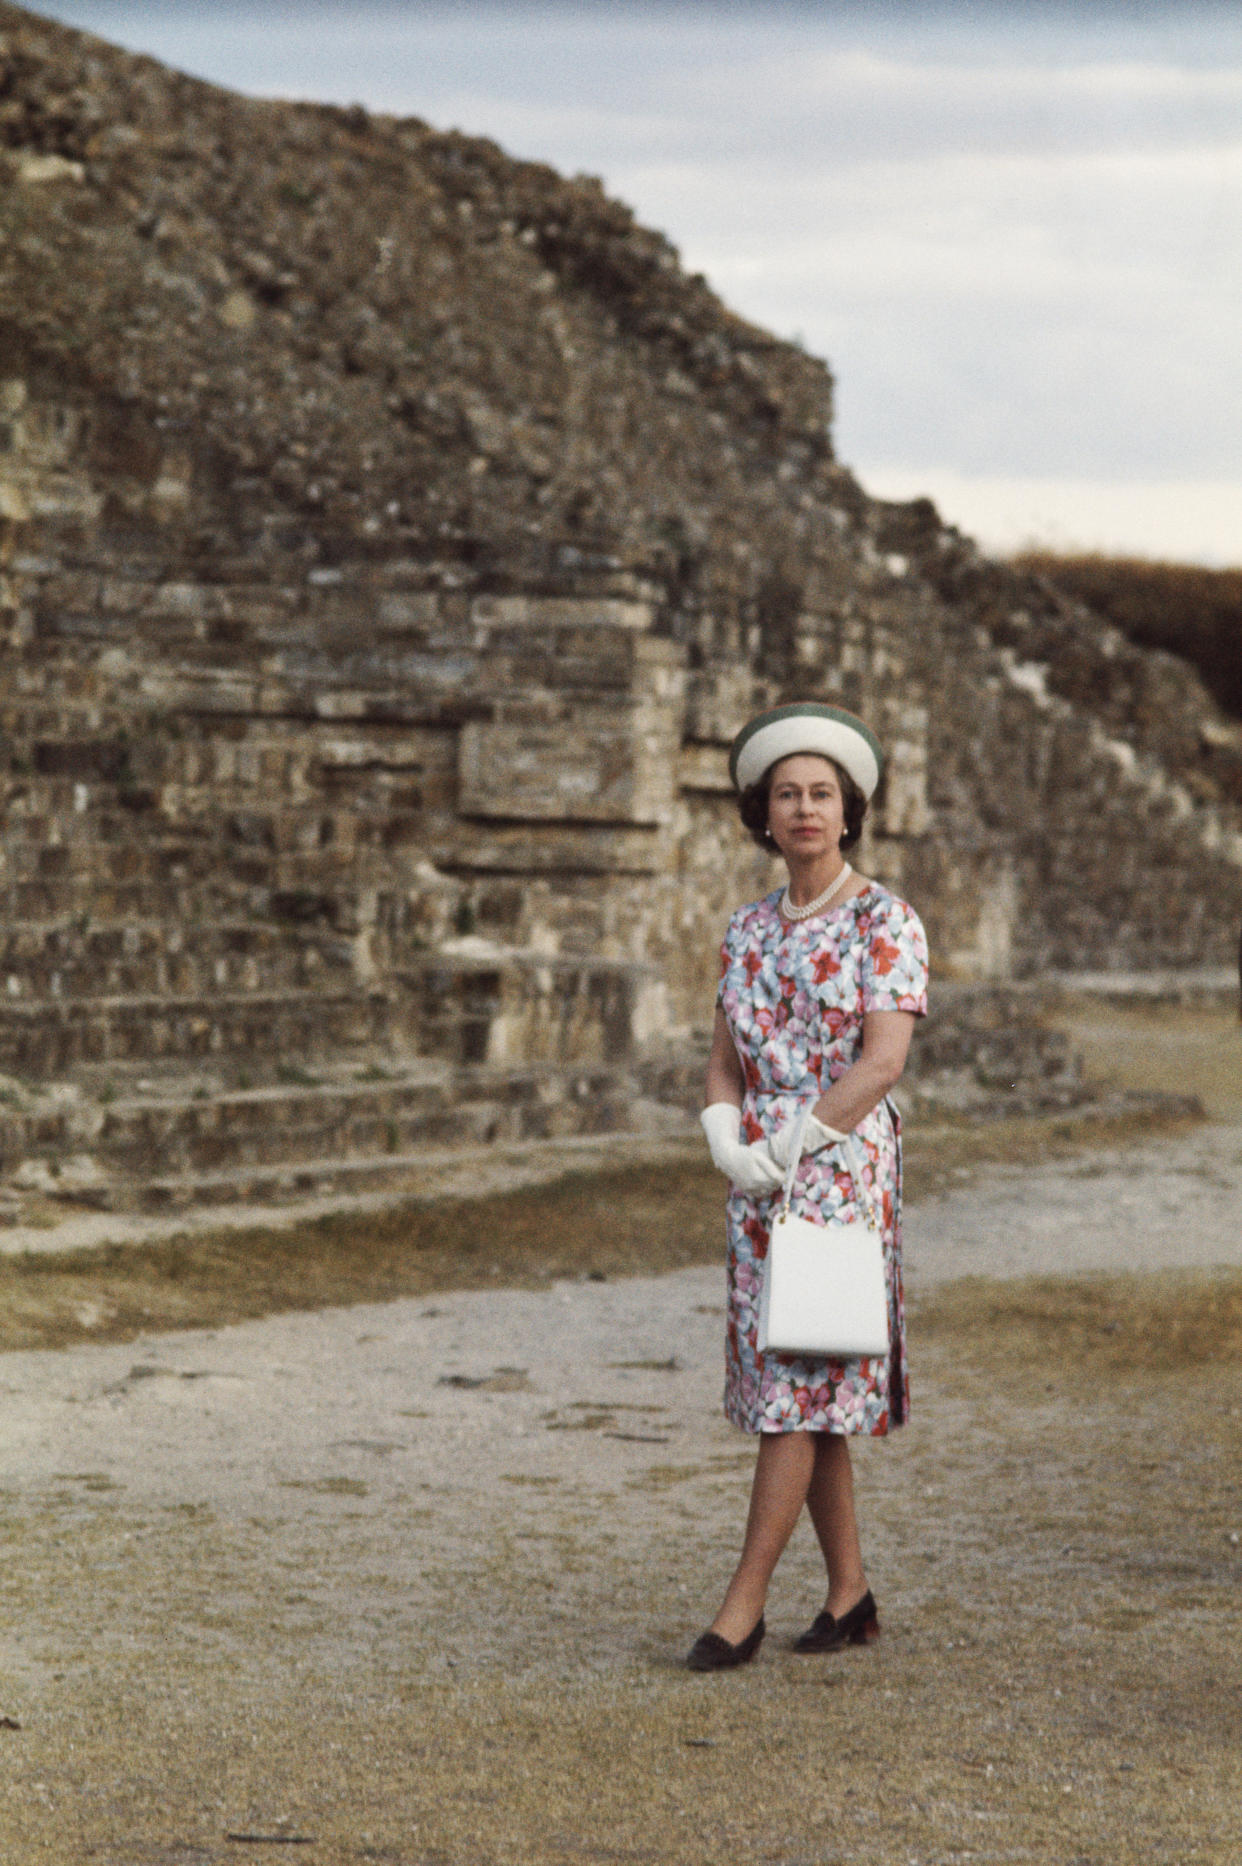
[610,136,1242,475]
[31,0,1242,559]
[651,49,1242,167]
[864,469,1242,566]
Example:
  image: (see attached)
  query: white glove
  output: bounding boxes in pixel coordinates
[700,1103,785,1198]
[766,1109,851,1173]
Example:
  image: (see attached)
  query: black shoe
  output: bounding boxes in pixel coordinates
[686,1615,766,1671]
[792,1589,878,1653]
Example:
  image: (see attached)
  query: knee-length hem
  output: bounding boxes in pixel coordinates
[716,884,929,1437]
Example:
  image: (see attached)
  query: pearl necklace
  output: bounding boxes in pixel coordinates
[780,863,853,922]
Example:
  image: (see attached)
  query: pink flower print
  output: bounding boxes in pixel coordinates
[734,1258,763,1302]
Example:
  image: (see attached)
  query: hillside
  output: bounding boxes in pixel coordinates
[1,2,842,608]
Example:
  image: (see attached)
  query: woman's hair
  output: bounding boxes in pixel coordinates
[737,755,869,853]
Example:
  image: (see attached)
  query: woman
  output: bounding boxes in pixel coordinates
[687,701,929,1671]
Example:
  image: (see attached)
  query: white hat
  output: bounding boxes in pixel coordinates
[728,701,884,800]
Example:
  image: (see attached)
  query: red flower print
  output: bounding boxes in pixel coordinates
[744,948,763,981]
[812,951,841,984]
[869,935,900,976]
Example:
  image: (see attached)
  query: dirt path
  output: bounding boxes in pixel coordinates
[0,1000,1239,1865]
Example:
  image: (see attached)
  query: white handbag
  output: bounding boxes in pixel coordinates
[756,1105,890,1359]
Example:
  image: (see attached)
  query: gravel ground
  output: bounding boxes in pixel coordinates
[1,1002,1240,1865]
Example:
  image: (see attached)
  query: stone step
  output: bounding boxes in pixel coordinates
[0,805,376,862]
[0,874,379,925]
[114,1141,588,1215]
[0,988,396,1076]
[1,717,324,791]
[0,918,359,999]
[0,1061,661,1208]
[0,830,379,894]
[398,949,649,1068]
[0,779,431,867]
[25,597,652,698]
[1,750,428,844]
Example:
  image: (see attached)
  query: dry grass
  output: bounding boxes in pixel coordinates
[0,1159,726,1351]
[1013,551,1242,722]
[918,1267,1242,1375]
[0,1098,1202,1354]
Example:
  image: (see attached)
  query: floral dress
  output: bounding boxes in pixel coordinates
[717,883,929,1436]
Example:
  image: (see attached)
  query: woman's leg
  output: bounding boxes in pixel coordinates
[709,1431,816,1642]
[804,1433,869,1616]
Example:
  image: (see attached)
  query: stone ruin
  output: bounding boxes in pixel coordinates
[0,3,1239,1215]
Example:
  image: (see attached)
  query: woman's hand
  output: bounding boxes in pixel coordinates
[700,1104,785,1197]
[766,1110,850,1172]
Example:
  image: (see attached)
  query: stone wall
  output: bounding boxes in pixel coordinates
[4,362,1237,1013]
[1,3,1240,1212]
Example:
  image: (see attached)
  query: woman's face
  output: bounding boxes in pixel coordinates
[766,755,846,865]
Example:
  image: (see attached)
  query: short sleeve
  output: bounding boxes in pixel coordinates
[715,898,764,1008]
[860,895,929,1017]
[715,935,731,1004]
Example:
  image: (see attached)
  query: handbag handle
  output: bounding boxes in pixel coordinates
[778,1102,880,1230]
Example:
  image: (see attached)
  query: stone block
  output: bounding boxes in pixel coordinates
[459,709,677,826]
[684,665,773,746]
[436,819,664,876]
[0,478,31,523]
[678,743,733,793]
[873,698,930,837]
[375,591,442,632]
[471,595,654,632]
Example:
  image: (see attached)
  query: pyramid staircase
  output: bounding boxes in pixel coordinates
[0,490,688,1216]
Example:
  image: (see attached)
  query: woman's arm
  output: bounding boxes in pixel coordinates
[810,1008,916,1132]
[705,1003,746,1109]
[700,1004,785,1194]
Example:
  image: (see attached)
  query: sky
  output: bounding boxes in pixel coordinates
[27,0,1242,566]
